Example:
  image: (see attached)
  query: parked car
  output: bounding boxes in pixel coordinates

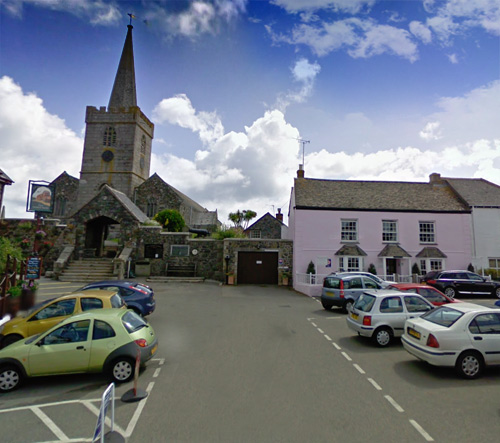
[387,283,460,306]
[329,271,393,288]
[402,303,500,379]
[346,290,434,347]
[0,290,126,348]
[76,280,156,316]
[422,270,500,299]
[321,274,382,312]
[0,309,158,393]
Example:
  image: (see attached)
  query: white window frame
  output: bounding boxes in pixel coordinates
[341,219,358,242]
[382,220,398,243]
[419,221,436,244]
[338,256,362,272]
[489,258,500,272]
[170,245,189,257]
[419,258,443,274]
[250,230,261,239]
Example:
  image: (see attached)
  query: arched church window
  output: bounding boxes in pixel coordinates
[141,135,146,154]
[146,199,158,218]
[103,127,117,146]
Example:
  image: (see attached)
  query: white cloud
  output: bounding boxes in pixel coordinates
[1,0,122,25]
[0,76,82,218]
[420,121,443,141]
[270,0,375,14]
[447,53,458,63]
[409,20,432,44]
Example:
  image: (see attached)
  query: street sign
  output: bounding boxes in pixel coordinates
[93,383,115,442]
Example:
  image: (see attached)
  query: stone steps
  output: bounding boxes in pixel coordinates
[59,259,116,282]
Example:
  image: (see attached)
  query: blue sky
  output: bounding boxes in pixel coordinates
[1,0,499,223]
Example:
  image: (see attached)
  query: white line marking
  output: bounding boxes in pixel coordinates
[32,406,69,441]
[384,395,404,412]
[332,342,341,350]
[367,378,382,391]
[125,382,155,437]
[317,328,324,333]
[410,419,434,441]
[353,364,365,374]
[311,322,317,327]
[153,368,161,378]
[341,351,352,361]
[82,401,127,435]
[325,317,343,320]
[324,334,332,341]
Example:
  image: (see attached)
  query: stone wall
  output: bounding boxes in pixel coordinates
[246,214,284,239]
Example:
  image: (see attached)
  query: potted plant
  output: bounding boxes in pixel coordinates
[20,279,38,310]
[7,284,22,316]
[281,271,290,286]
[227,272,235,285]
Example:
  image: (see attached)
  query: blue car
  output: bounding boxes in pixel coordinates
[76,281,155,316]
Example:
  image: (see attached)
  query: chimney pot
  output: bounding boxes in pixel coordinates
[297,164,304,178]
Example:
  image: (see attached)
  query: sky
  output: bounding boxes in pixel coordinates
[0,0,499,225]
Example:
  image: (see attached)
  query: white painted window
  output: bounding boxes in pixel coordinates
[419,258,443,274]
[338,256,361,271]
[250,230,261,239]
[341,219,358,242]
[382,220,398,242]
[489,258,500,272]
[419,221,436,243]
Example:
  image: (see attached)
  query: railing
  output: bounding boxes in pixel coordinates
[295,273,328,285]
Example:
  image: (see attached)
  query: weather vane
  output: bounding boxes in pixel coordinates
[127,13,136,26]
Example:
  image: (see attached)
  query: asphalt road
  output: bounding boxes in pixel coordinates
[2,280,500,442]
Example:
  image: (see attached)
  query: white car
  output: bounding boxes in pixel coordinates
[346,290,434,347]
[402,303,500,379]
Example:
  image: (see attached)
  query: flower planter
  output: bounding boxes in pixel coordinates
[21,289,36,311]
[7,296,21,317]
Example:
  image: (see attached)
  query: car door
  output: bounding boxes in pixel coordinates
[403,295,433,322]
[27,298,77,336]
[28,319,92,376]
[378,296,406,336]
[345,277,363,300]
[466,273,494,296]
[362,277,381,291]
[453,272,474,295]
[467,313,500,364]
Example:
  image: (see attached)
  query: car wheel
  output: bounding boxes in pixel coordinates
[495,287,500,299]
[109,358,135,383]
[342,300,353,313]
[321,300,333,311]
[372,327,392,347]
[0,365,23,393]
[1,334,23,349]
[456,351,483,379]
[444,287,456,298]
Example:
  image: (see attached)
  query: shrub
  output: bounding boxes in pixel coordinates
[367,263,377,275]
[467,263,475,272]
[412,262,420,275]
[306,261,316,274]
[0,238,24,275]
[153,209,185,232]
[212,226,245,240]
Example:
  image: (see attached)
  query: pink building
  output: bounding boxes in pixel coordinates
[288,169,473,296]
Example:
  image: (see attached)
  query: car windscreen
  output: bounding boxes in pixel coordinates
[354,293,376,312]
[111,294,125,308]
[122,310,148,333]
[421,306,464,327]
[323,277,340,289]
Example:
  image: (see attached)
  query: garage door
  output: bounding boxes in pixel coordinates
[237,251,278,284]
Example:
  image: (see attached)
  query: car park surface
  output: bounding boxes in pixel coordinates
[402,303,500,379]
[0,308,157,393]
[321,273,382,312]
[346,290,434,346]
[422,270,500,299]
[77,280,156,316]
[0,290,125,348]
[388,282,459,305]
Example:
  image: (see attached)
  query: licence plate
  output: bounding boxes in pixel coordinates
[351,312,358,320]
[407,327,421,339]
[151,344,158,356]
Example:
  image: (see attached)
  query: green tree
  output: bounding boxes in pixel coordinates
[368,263,377,275]
[0,238,23,274]
[153,209,185,232]
[306,260,316,274]
[228,209,257,229]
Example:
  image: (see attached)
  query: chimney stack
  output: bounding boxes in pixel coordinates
[429,172,443,184]
[297,164,304,178]
[276,208,283,222]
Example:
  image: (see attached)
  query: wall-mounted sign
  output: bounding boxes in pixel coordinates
[27,181,55,213]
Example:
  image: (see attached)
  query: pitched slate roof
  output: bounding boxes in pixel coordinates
[294,178,470,213]
[0,168,13,185]
[445,178,500,207]
[245,212,285,231]
[105,186,149,223]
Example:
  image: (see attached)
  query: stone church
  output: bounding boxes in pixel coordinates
[42,24,219,258]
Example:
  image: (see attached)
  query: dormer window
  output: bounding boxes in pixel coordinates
[103,127,117,146]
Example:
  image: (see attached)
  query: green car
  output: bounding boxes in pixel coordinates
[0,309,158,393]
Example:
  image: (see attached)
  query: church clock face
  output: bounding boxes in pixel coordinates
[102,150,114,162]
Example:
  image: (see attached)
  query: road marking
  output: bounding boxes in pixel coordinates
[317,328,324,333]
[311,322,317,327]
[341,351,352,361]
[367,378,382,390]
[353,364,365,374]
[82,400,127,435]
[32,407,69,441]
[153,368,161,378]
[125,382,155,437]
[384,395,404,412]
[410,419,434,441]
[325,317,343,320]
[332,342,341,350]
[324,334,332,341]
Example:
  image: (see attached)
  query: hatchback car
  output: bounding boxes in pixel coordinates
[346,290,434,346]
[0,309,158,393]
[321,274,382,312]
[333,272,393,288]
[387,283,459,306]
[422,270,500,299]
[402,303,500,379]
[76,280,156,316]
[0,290,125,348]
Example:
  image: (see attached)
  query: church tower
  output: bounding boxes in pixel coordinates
[77,24,154,209]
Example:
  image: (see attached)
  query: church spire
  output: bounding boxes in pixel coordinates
[108,25,137,109]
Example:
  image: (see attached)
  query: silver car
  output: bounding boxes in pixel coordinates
[346,290,434,347]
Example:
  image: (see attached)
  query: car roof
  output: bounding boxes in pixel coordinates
[436,302,496,313]
[61,308,128,322]
[84,280,135,285]
[62,289,119,300]
[361,289,413,297]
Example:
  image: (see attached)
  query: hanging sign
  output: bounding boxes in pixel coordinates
[27,181,55,213]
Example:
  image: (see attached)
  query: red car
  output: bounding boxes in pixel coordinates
[388,283,460,306]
